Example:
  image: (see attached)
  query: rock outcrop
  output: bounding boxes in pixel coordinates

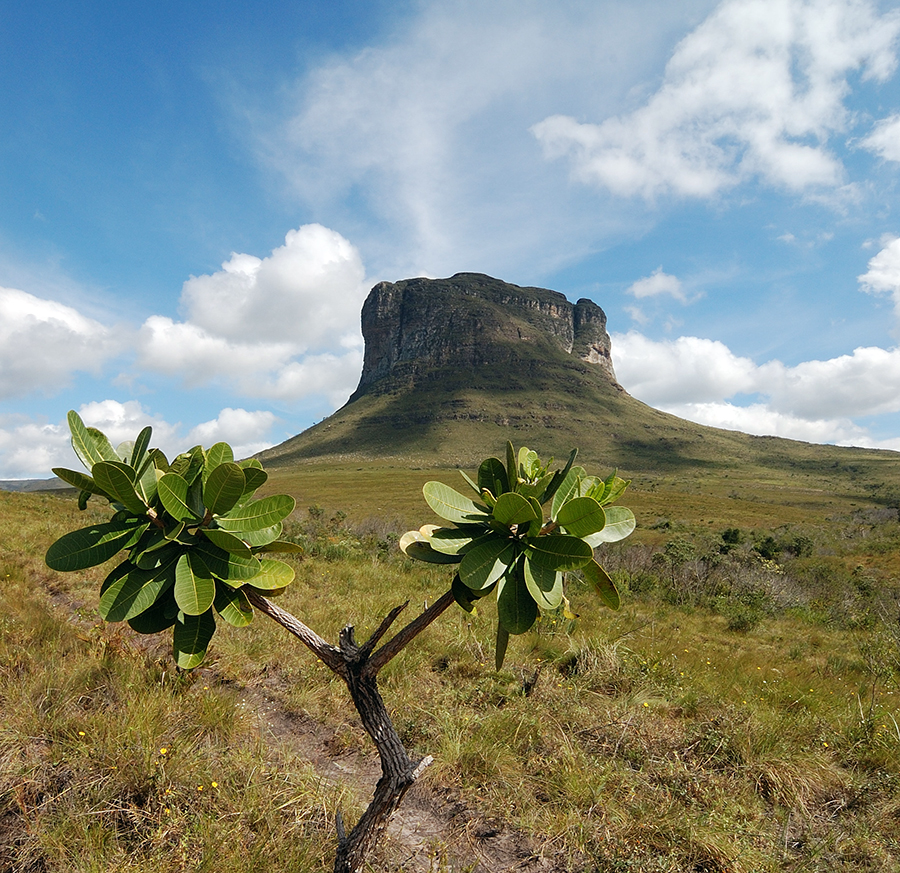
[349,273,616,401]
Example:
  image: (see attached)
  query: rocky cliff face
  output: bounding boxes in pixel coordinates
[349,273,616,401]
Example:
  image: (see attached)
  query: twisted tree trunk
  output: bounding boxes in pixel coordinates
[245,588,455,873]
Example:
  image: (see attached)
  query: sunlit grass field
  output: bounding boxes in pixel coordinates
[2,465,900,871]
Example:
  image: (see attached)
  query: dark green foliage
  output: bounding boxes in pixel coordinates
[45,411,299,667]
[401,442,635,667]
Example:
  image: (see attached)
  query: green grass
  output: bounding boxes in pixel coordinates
[3,480,900,871]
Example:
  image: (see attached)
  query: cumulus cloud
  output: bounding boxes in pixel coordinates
[612,330,900,444]
[532,0,900,200]
[136,224,368,404]
[858,235,900,316]
[0,287,120,398]
[861,113,900,162]
[181,224,366,346]
[185,408,278,459]
[627,267,686,301]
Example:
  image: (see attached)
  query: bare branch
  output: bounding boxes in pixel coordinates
[245,590,347,678]
[364,588,456,676]
[357,601,408,661]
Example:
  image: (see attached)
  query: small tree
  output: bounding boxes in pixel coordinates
[45,412,635,872]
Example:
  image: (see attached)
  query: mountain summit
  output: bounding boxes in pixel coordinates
[349,273,616,402]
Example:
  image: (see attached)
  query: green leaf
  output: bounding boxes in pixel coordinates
[169,446,205,485]
[458,468,480,496]
[523,556,563,610]
[99,557,178,621]
[67,410,107,469]
[203,442,234,481]
[174,552,216,615]
[497,562,538,634]
[200,528,253,558]
[173,610,216,669]
[518,447,540,480]
[46,518,148,571]
[450,573,495,613]
[130,426,152,470]
[423,525,479,555]
[52,467,110,498]
[239,466,268,501]
[92,461,147,514]
[550,465,586,519]
[557,496,606,538]
[540,448,577,505]
[422,481,489,524]
[526,496,544,536]
[127,595,177,634]
[129,527,169,564]
[253,540,304,554]
[216,494,296,532]
[134,454,159,504]
[192,538,261,582]
[584,506,636,545]
[240,523,283,548]
[492,492,539,527]
[516,472,554,501]
[582,558,620,610]
[524,534,592,571]
[477,457,509,497]
[214,583,254,627]
[157,473,199,521]
[87,427,120,463]
[495,622,510,671]
[399,530,462,564]
[459,537,518,590]
[505,441,517,488]
[205,463,246,516]
[244,558,294,591]
[598,472,630,506]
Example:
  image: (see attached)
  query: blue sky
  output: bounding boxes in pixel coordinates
[4,0,900,477]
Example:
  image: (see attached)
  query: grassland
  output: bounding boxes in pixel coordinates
[2,452,900,871]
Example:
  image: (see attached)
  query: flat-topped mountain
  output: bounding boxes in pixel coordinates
[259,274,899,497]
[350,273,616,401]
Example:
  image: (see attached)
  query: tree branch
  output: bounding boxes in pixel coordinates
[244,590,347,678]
[364,588,456,676]
[357,601,408,661]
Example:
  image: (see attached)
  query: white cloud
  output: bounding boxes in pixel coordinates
[257,1,715,277]
[627,267,686,301]
[612,330,900,443]
[0,287,120,398]
[612,331,759,403]
[181,224,367,347]
[861,113,900,162]
[659,400,869,444]
[532,0,900,200]
[858,235,900,316]
[0,401,282,479]
[136,224,368,404]
[185,408,278,459]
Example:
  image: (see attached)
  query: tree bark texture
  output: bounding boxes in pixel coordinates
[246,588,456,873]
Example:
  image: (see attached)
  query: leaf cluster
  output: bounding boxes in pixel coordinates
[400,443,635,667]
[45,411,300,667]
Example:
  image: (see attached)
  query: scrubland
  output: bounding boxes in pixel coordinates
[2,474,899,871]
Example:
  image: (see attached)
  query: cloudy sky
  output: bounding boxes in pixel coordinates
[3,0,900,478]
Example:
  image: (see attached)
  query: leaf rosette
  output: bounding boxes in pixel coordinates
[46,411,302,667]
[401,442,635,668]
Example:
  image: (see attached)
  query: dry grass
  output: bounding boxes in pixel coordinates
[2,488,900,871]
